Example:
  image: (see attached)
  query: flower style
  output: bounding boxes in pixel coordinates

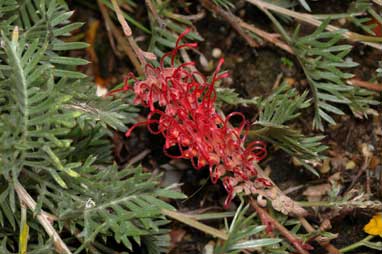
[110,28,270,207]
[364,214,382,236]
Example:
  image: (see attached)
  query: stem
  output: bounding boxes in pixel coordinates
[340,235,375,253]
[238,20,294,54]
[14,182,72,254]
[110,0,154,66]
[98,0,144,75]
[250,199,310,254]
[110,0,132,36]
[161,208,228,240]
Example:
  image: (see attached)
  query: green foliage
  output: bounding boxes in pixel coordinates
[216,87,260,106]
[348,0,382,36]
[296,0,311,12]
[252,85,327,175]
[147,1,203,65]
[0,29,79,189]
[212,0,234,10]
[293,21,378,130]
[0,1,179,253]
[99,0,150,33]
[214,202,282,254]
[56,164,183,253]
[0,0,89,78]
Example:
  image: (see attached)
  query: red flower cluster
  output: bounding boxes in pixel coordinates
[111,29,270,207]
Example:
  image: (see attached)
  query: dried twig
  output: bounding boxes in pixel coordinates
[110,0,156,65]
[15,182,72,254]
[127,149,151,165]
[238,20,294,54]
[111,0,132,36]
[246,0,382,50]
[201,0,259,48]
[347,78,382,92]
[97,0,144,75]
[250,199,311,254]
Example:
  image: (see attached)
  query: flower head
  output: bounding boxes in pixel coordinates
[364,214,382,236]
[110,28,270,207]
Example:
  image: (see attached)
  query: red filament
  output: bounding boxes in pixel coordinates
[110,29,269,207]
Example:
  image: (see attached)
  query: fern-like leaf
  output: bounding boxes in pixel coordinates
[57,164,185,253]
[252,85,327,175]
[293,21,378,130]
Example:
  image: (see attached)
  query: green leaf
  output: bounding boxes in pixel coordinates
[50,56,89,66]
[297,0,311,12]
[293,21,375,129]
[229,238,283,250]
[54,69,87,79]
[52,41,89,51]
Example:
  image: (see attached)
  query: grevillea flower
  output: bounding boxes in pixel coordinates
[110,28,271,207]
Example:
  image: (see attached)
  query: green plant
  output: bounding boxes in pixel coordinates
[214,202,282,254]
[292,21,378,129]
[0,1,181,253]
[251,84,327,175]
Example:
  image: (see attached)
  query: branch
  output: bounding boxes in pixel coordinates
[97,0,144,76]
[110,0,156,64]
[201,0,259,47]
[347,78,382,92]
[201,0,294,53]
[250,199,311,254]
[14,182,72,254]
[238,19,294,54]
[246,0,382,50]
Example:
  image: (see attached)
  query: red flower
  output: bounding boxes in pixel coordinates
[110,28,270,207]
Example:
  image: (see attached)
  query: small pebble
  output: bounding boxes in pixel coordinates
[338,18,346,26]
[96,85,108,97]
[320,158,331,174]
[345,160,356,170]
[212,48,222,58]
